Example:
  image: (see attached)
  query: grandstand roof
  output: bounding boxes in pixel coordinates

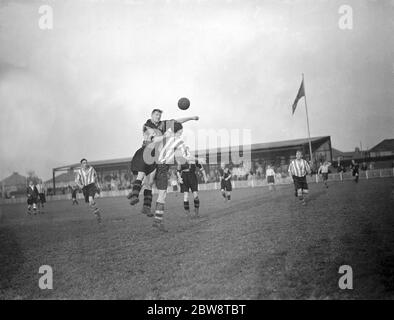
[248,136,329,151]
[54,157,132,171]
[196,136,330,154]
[369,139,394,152]
[53,136,330,171]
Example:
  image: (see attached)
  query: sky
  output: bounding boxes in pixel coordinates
[0,0,393,180]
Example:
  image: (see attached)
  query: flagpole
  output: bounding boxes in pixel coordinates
[302,74,316,182]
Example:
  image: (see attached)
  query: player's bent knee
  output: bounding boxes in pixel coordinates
[136,172,146,180]
[157,190,167,203]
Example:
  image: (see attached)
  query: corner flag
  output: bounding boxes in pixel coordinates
[292,79,305,114]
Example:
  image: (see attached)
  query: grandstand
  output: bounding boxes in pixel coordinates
[50,136,332,194]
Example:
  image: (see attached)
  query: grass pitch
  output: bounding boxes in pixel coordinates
[1,178,394,299]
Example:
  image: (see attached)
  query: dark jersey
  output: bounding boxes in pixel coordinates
[180,161,202,173]
[223,171,232,181]
[143,119,175,134]
[142,119,182,147]
[27,186,39,199]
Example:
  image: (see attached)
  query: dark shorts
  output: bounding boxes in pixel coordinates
[130,146,157,176]
[27,196,38,205]
[180,172,198,193]
[221,179,232,191]
[39,193,46,203]
[155,164,169,190]
[172,185,178,191]
[322,173,328,181]
[82,183,98,203]
[267,176,275,184]
[293,175,308,190]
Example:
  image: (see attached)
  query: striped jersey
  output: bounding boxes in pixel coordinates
[75,166,98,187]
[158,135,187,164]
[36,184,45,193]
[288,159,311,177]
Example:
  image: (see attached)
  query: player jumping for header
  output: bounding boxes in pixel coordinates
[127,108,199,216]
[152,117,206,230]
[150,120,197,231]
[288,150,311,205]
[75,158,102,223]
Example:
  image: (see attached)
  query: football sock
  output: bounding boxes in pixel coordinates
[143,189,153,208]
[131,179,142,198]
[154,202,165,223]
[89,201,99,214]
[194,197,200,208]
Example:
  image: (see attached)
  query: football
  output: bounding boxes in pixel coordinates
[178,97,190,110]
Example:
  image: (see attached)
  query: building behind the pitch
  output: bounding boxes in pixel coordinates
[49,136,333,194]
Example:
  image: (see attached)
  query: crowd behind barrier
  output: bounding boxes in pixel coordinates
[1,167,393,205]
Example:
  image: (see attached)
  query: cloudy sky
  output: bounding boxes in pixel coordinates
[0,0,393,180]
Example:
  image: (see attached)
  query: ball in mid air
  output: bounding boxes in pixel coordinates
[178,97,190,110]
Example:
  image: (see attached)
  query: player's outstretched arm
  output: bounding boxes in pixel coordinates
[175,116,199,124]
